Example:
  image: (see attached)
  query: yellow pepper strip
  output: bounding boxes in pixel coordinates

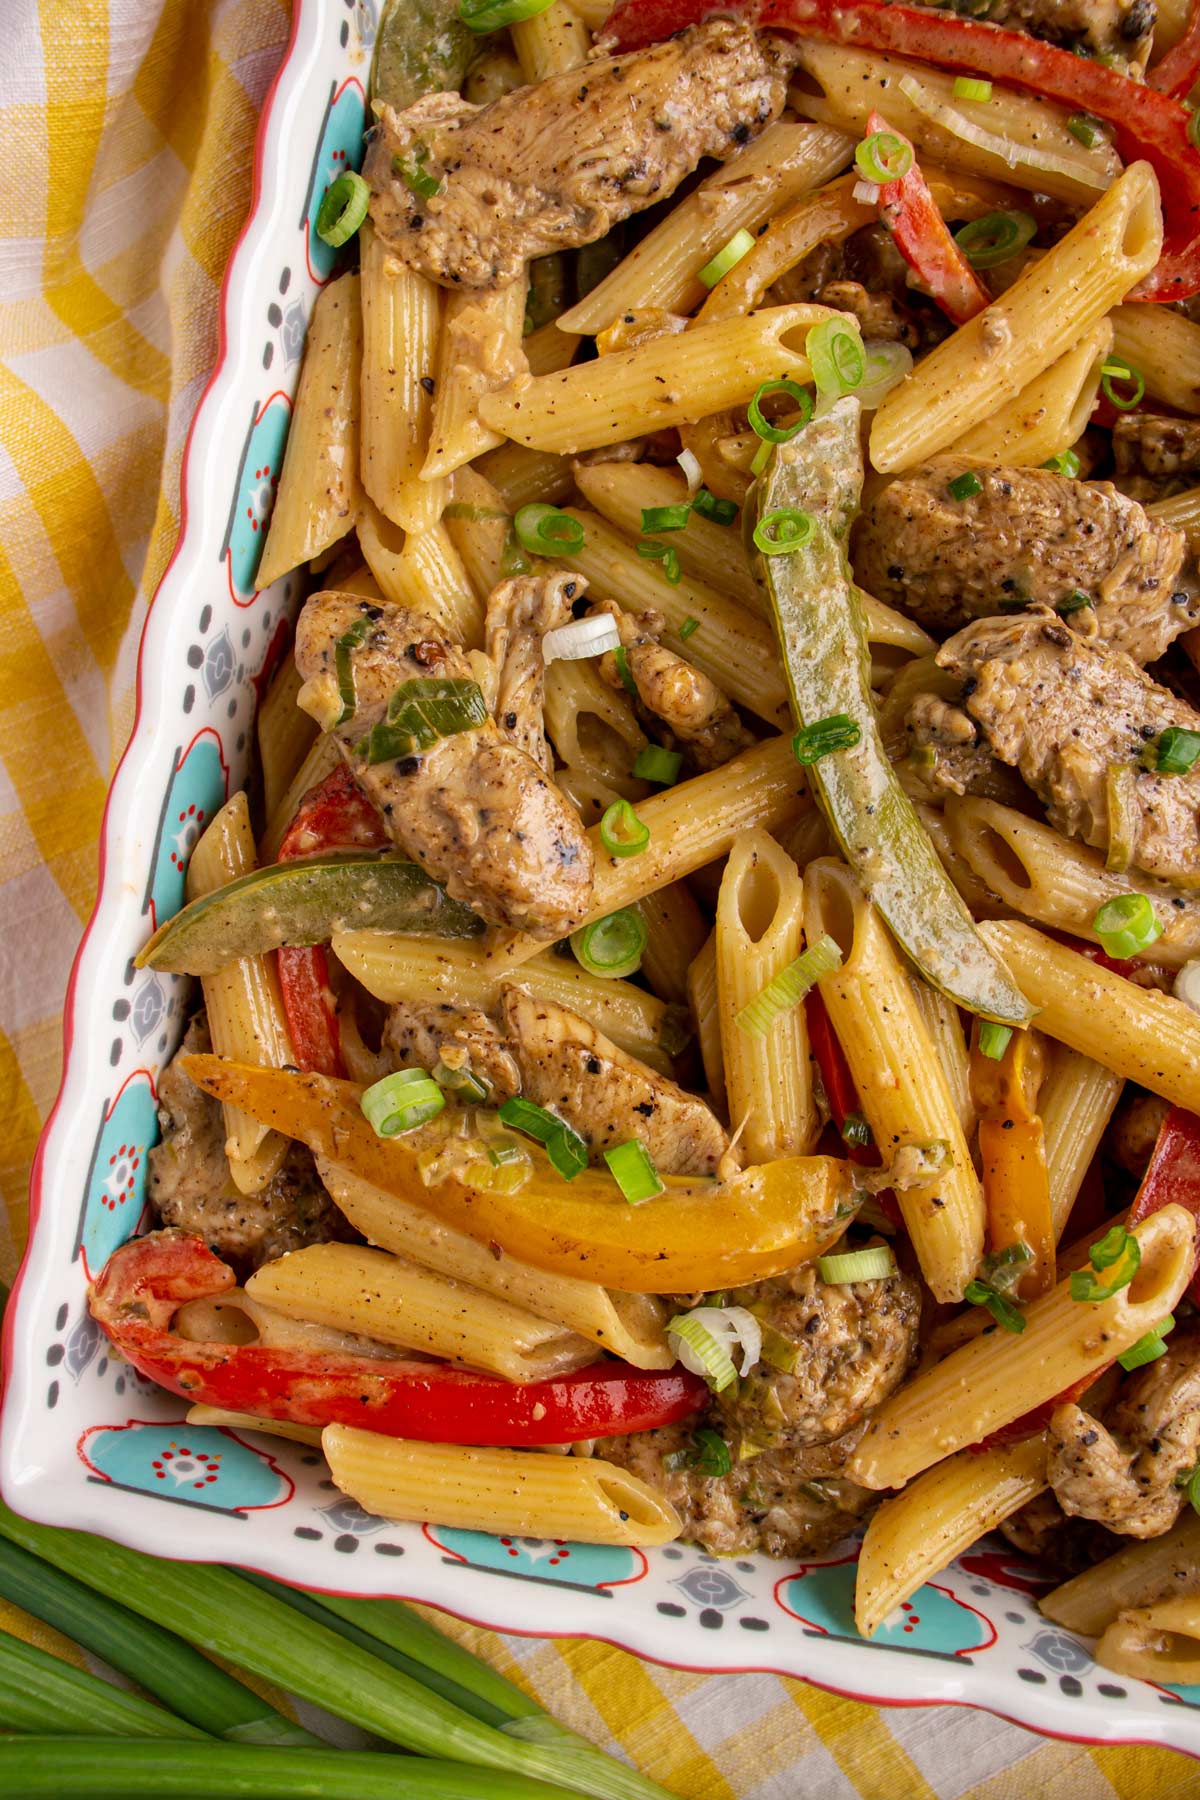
[969,1028,1055,1298]
[181,1056,857,1294]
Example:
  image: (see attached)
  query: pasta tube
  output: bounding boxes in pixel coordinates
[1039,1044,1125,1241]
[323,1426,682,1546]
[421,277,530,480]
[1148,483,1200,543]
[688,930,725,1107]
[544,658,649,796]
[512,0,589,81]
[258,731,340,864]
[950,321,1112,467]
[360,222,444,532]
[186,1406,323,1448]
[256,654,317,827]
[1113,302,1200,415]
[1041,1511,1200,1637]
[357,499,484,648]
[1096,1597,1200,1687]
[475,442,574,509]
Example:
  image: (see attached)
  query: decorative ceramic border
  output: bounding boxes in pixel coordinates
[2,0,1197,1758]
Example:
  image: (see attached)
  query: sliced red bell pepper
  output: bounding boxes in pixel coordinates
[276,768,389,1078]
[867,110,989,323]
[604,0,1200,301]
[1128,1103,1200,1303]
[90,1231,707,1444]
[1148,1,1200,101]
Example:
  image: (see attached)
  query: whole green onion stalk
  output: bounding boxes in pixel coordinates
[0,1633,206,1740]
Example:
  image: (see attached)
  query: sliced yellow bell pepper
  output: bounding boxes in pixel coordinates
[969,1027,1055,1298]
[182,1056,857,1294]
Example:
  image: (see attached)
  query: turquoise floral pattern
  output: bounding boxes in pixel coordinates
[74,1071,159,1280]
[221,393,292,601]
[144,727,229,929]
[78,1421,294,1514]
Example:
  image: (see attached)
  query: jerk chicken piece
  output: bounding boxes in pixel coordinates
[1113,413,1200,504]
[1047,1327,1200,1537]
[905,689,1032,802]
[149,1019,345,1275]
[908,0,1155,68]
[999,1490,1122,1575]
[597,606,753,772]
[294,592,592,937]
[1106,1089,1171,1181]
[381,1000,521,1101]
[936,610,1200,888]
[854,458,1197,665]
[485,572,581,774]
[364,21,792,290]
[598,1421,876,1558]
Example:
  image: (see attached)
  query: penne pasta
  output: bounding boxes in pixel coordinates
[1042,1511,1200,1637]
[523,318,582,377]
[950,321,1113,467]
[258,729,340,864]
[688,930,725,1109]
[855,1437,1049,1638]
[1148,483,1200,544]
[1112,302,1200,416]
[511,0,590,82]
[444,467,522,603]
[256,653,317,827]
[359,222,444,532]
[1095,1596,1200,1687]
[715,831,819,1160]
[870,164,1162,472]
[245,1243,598,1383]
[803,858,984,1303]
[544,657,649,796]
[910,975,975,1145]
[1039,1044,1125,1242]
[256,271,362,589]
[979,920,1200,1112]
[185,1405,324,1448]
[323,1425,683,1546]
[421,277,530,480]
[475,441,574,510]
[357,499,485,648]
[848,1205,1196,1489]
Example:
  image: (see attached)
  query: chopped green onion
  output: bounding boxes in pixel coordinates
[1177,1461,1200,1514]
[459,0,556,32]
[499,522,532,578]
[513,503,585,557]
[953,75,993,100]
[362,1068,445,1136]
[806,319,867,400]
[792,712,861,764]
[1101,358,1145,410]
[431,1059,490,1103]
[736,933,844,1038]
[1067,112,1103,147]
[633,745,682,785]
[679,615,700,640]
[749,438,772,476]
[854,129,914,185]
[1043,449,1082,478]
[359,676,489,764]
[666,1315,739,1391]
[334,617,370,723]
[841,1112,872,1149]
[1105,762,1139,874]
[697,227,756,289]
[1057,589,1093,615]
[979,1020,1013,1060]
[1118,1314,1175,1371]
[964,1277,1027,1333]
[637,539,681,584]
[753,507,815,556]
[604,1138,664,1204]
[1070,1223,1141,1302]
[693,1428,733,1476]
[1153,726,1200,776]
[748,377,814,444]
[953,210,1036,269]
[612,644,638,695]
[979,1241,1034,1292]
[641,503,691,533]
[691,488,738,525]
[598,797,649,858]
[817,1246,897,1283]
[498,1096,588,1181]
[315,171,370,247]
[394,143,441,202]
[948,470,983,501]
[570,907,647,978]
[1093,892,1163,958]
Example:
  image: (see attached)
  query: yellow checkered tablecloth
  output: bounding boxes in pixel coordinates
[0,4,1197,1794]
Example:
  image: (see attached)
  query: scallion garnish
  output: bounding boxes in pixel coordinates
[570,907,647,978]
[316,171,371,247]
[679,615,700,640]
[362,1069,445,1136]
[749,438,772,476]
[692,489,737,526]
[948,470,983,501]
[334,618,370,724]
[978,1020,1013,1060]
[598,798,649,858]
[1118,1313,1175,1370]
[359,677,488,764]
[1093,892,1163,958]
[431,1059,490,1103]
[1153,725,1200,776]
[953,75,993,100]
[1043,449,1082,478]
[633,745,682,785]
[854,129,914,184]
[541,613,621,666]
[499,522,532,577]
[611,644,638,695]
[664,1428,733,1476]
[953,210,1036,269]
[806,319,866,403]
[641,503,691,533]
[1070,1221,1141,1302]
[1057,589,1093,615]
[394,143,441,202]
[841,1112,872,1149]
[792,712,861,763]
[817,1246,897,1283]
[637,539,681,584]
[513,503,585,557]
[735,933,843,1038]
[1067,111,1103,147]
[748,377,814,445]
[498,1096,588,1181]
[459,0,556,31]
[697,227,756,290]
[1101,358,1146,410]
[753,507,815,556]
[604,1138,664,1204]
[964,1276,1026,1332]
[667,1306,760,1391]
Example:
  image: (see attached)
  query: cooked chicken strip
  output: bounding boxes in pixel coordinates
[1047,1329,1200,1537]
[1113,412,1200,504]
[937,610,1200,888]
[381,1000,520,1101]
[854,458,1197,665]
[1106,1090,1171,1181]
[363,22,791,290]
[905,689,1030,803]
[485,572,581,775]
[295,592,592,936]
[598,606,753,772]
[501,985,727,1175]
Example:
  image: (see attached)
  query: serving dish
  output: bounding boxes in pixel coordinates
[2,0,1198,1757]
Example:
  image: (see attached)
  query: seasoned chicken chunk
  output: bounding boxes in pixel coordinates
[714,1259,922,1454]
[381,1000,521,1101]
[598,606,753,772]
[485,572,580,775]
[937,610,1200,888]
[854,458,1197,665]
[294,592,592,936]
[597,1422,876,1559]
[1113,412,1200,503]
[1105,1089,1170,1180]
[501,986,727,1175]
[364,22,791,289]
[1047,1328,1200,1537]
[908,0,1155,68]
[905,689,1030,803]
[149,1019,345,1275]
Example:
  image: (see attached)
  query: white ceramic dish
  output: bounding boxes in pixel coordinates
[2,0,1198,1758]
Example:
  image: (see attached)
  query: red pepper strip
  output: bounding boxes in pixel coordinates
[868,110,989,323]
[89,1231,707,1444]
[604,0,1200,301]
[275,769,389,1077]
[1128,1104,1200,1303]
[1148,0,1200,100]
